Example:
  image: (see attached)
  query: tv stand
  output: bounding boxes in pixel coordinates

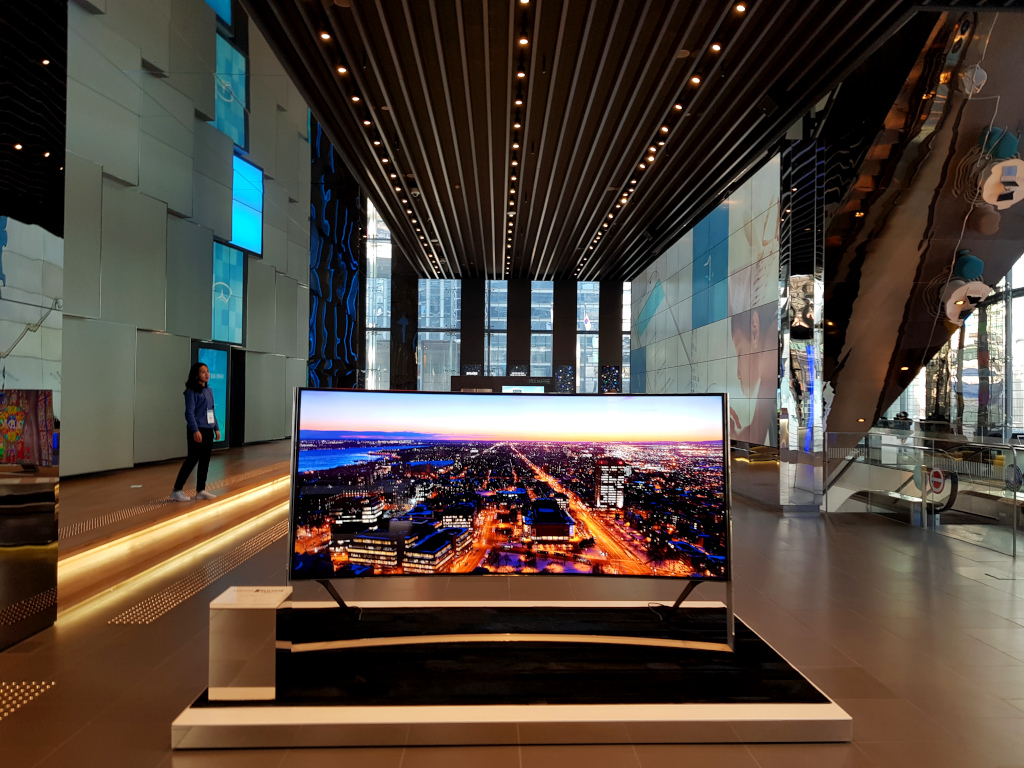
[174,594,851,748]
[315,579,361,620]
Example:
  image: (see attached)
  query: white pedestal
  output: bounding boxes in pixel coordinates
[208,586,292,701]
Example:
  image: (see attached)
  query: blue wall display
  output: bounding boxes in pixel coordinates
[197,346,229,442]
[230,156,263,254]
[212,34,247,148]
[212,243,245,344]
[309,120,364,388]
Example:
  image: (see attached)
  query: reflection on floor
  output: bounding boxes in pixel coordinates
[2,498,1024,767]
[57,440,291,610]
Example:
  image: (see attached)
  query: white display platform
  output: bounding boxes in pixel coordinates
[172,598,852,749]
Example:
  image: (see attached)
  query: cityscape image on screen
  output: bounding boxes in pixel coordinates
[290,391,728,580]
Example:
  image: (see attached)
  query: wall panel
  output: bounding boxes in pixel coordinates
[63,152,103,319]
[100,180,168,330]
[62,317,137,475]
[244,351,286,442]
[133,330,191,464]
[275,275,298,357]
[246,257,277,353]
[166,216,213,339]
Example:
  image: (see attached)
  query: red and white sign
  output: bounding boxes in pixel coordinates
[929,468,946,494]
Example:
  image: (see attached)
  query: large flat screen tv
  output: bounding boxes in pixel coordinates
[289,390,729,582]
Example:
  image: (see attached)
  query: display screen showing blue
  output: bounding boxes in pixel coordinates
[212,242,245,344]
[198,346,229,442]
[204,0,231,24]
[290,390,729,581]
[212,34,246,147]
[231,156,263,254]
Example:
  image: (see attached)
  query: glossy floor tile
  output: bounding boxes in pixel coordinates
[2,501,1024,767]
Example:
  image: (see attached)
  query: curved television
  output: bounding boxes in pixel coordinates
[289,390,730,581]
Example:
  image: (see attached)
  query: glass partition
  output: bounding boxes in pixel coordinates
[825,429,1020,556]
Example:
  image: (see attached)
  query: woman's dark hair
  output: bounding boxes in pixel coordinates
[184,363,208,394]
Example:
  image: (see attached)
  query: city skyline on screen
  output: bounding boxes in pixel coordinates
[298,391,725,444]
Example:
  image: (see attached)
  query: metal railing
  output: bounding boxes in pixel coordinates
[825,429,1021,557]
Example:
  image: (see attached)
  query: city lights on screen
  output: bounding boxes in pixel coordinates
[290,391,728,582]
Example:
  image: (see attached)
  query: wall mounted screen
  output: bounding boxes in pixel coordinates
[230,156,263,254]
[289,390,729,581]
[212,243,244,344]
[197,346,229,443]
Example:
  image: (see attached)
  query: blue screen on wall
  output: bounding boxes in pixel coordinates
[231,156,263,254]
[212,34,246,148]
[198,346,229,443]
[213,242,245,344]
[204,0,231,24]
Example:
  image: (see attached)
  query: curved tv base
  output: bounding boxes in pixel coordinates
[287,633,733,654]
[172,597,852,748]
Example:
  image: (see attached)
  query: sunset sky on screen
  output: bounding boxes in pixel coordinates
[299,391,724,443]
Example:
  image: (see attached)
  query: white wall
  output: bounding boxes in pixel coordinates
[62,0,310,475]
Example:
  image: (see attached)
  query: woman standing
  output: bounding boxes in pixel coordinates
[171,362,221,501]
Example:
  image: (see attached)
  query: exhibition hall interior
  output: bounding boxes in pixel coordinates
[7,0,1024,765]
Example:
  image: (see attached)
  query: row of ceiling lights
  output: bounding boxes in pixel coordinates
[10,59,57,162]
[320,26,444,277]
[505,0,532,277]
[574,2,748,279]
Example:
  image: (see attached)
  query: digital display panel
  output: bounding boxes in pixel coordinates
[289,391,729,581]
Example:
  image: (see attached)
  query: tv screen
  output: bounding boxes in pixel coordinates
[289,390,729,581]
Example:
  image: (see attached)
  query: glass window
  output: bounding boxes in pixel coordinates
[204,0,231,24]
[577,281,600,331]
[230,156,263,254]
[418,332,460,391]
[418,280,461,391]
[622,334,631,394]
[622,281,631,332]
[366,330,391,391]
[576,334,599,393]
[486,280,508,330]
[212,34,247,148]
[366,202,391,330]
[530,333,552,377]
[419,279,461,330]
[212,243,245,344]
[531,280,553,331]
[486,333,507,377]
[197,346,229,442]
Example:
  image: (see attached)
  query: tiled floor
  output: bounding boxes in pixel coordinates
[2,501,1024,767]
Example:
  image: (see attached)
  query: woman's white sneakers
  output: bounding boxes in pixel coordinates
[196,490,217,500]
[171,490,189,502]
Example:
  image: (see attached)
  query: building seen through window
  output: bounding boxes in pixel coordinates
[485,280,507,376]
[576,281,599,392]
[365,202,392,390]
[418,279,461,391]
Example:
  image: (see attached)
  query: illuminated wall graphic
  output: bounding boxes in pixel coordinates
[309,121,363,388]
[631,156,780,446]
[212,242,244,344]
[230,156,263,254]
[197,346,229,443]
[212,34,247,148]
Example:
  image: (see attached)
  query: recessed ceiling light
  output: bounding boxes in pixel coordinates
[363,120,371,126]
[691,76,701,85]
[512,142,520,149]
[390,173,397,178]
[649,146,657,152]
[352,95,360,102]
[511,189,516,193]
[512,160,518,166]
[660,126,669,133]
[517,71,526,78]
[515,98,523,105]
[382,158,389,163]
[412,219,417,223]
[407,209,412,213]
[42,59,50,65]
[320,32,331,40]
[711,43,722,52]
[630,179,636,184]
[337,66,347,74]
[395,186,401,191]
[674,103,683,110]
[900,366,909,371]
[854,211,864,217]
[735,3,746,12]
[13,143,22,150]
[511,175,517,181]
[520,37,529,46]
[647,155,655,162]
[608,213,613,219]
[513,122,521,128]
[857,418,865,423]
[638,163,645,169]
[402,198,408,203]
[373,139,381,145]
[44,151,50,157]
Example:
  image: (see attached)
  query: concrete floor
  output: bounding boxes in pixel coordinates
[3,499,1024,767]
